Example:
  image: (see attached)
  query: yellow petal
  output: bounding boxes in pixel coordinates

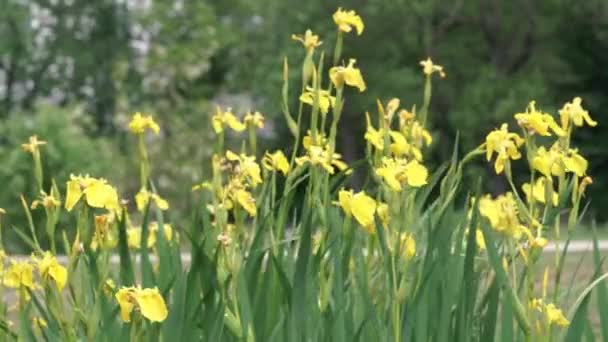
[115,288,135,322]
[134,288,168,322]
[65,180,83,211]
[404,160,428,187]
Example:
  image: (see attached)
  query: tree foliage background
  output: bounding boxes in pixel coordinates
[1,0,608,239]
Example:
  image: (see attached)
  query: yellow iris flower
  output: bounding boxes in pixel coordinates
[65,174,120,212]
[514,101,564,136]
[36,252,68,291]
[235,189,257,217]
[522,177,558,206]
[375,157,428,191]
[21,135,47,154]
[364,123,385,151]
[333,8,364,35]
[291,29,322,51]
[337,189,377,232]
[263,150,290,175]
[296,144,350,175]
[244,111,265,129]
[485,124,524,174]
[4,260,35,289]
[559,97,597,130]
[212,107,246,134]
[419,58,446,78]
[329,59,366,92]
[128,112,160,135]
[115,286,168,323]
[532,145,588,178]
[135,188,169,212]
[226,151,263,187]
[478,193,529,240]
[299,88,336,115]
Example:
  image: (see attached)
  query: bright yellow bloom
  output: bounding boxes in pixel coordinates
[235,189,257,217]
[375,157,428,191]
[31,191,61,209]
[244,111,265,129]
[400,233,416,260]
[65,175,120,212]
[296,144,350,175]
[562,149,588,177]
[559,97,597,130]
[337,189,377,232]
[226,151,263,187]
[545,303,569,327]
[291,29,322,51]
[530,299,569,327]
[21,135,47,154]
[333,8,364,35]
[478,193,528,240]
[36,252,68,291]
[419,58,446,78]
[212,107,246,134]
[299,88,336,114]
[522,177,558,206]
[514,101,564,136]
[364,121,385,150]
[128,112,160,135]
[135,188,169,212]
[329,59,366,92]
[532,145,588,178]
[115,286,168,323]
[532,146,563,177]
[485,124,524,174]
[263,150,290,175]
[4,260,35,289]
